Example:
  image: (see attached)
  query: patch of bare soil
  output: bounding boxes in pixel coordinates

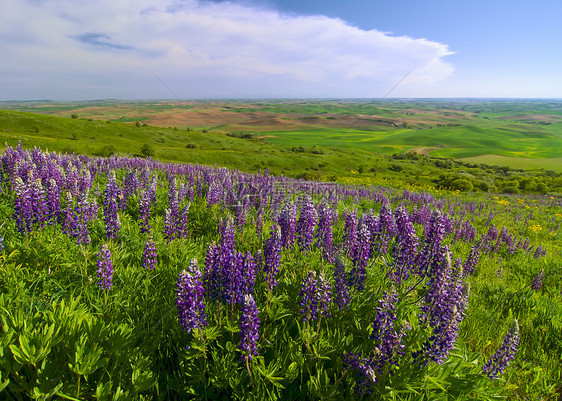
[496,114,561,122]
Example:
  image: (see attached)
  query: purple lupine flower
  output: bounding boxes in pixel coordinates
[163,208,176,243]
[239,251,256,296]
[45,179,61,225]
[343,209,358,259]
[533,245,546,259]
[296,195,318,251]
[278,201,296,248]
[531,270,543,290]
[239,294,260,360]
[379,203,396,237]
[462,246,480,277]
[333,256,350,309]
[103,171,121,239]
[299,271,331,321]
[143,237,157,270]
[61,192,79,238]
[344,352,376,396]
[417,249,469,365]
[138,189,152,234]
[369,289,407,371]
[177,204,190,239]
[348,217,370,291]
[315,203,335,262]
[413,210,445,276]
[203,242,222,301]
[176,259,207,333]
[30,177,47,228]
[0,235,4,253]
[390,207,419,284]
[255,207,264,238]
[263,225,282,290]
[13,177,33,234]
[482,319,520,380]
[96,244,114,290]
[75,191,91,245]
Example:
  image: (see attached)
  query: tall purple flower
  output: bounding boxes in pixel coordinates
[296,195,318,251]
[417,250,469,365]
[315,204,335,262]
[138,189,152,234]
[96,244,114,290]
[344,352,377,396]
[482,319,520,380]
[343,209,358,259]
[348,218,371,291]
[369,289,407,371]
[13,177,33,234]
[239,294,260,360]
[103,171,121,239]
[278,201,296,248]
[462,246,480,277]
[143,237,157,270]
[531,270,543,290]
[390,207,419,284]
[413,210,445,276]
[299,271,332,321]
[333,256,350,309]
[45,179,61,225]
[176,259,207,333]
[263,225,282,290]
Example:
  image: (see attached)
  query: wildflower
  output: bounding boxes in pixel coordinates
[239,294,260,360]
[278,201,296,248]
[369,289,406,370]
[296,195,318,251]
[138,189,152,234]
[142,238,157,270]
[96,244,114,290]
[482,319,520,380]
[531,270,543,290]
[417,249,469,365]
[299,271,331,321]
[344,352,376,396]
[348,218,370,290]
[333,256,350,309]
[176,259,207,333]
[103,171,121,239]
[263,225,282,290]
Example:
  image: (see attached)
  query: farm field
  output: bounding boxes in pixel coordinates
[3,98,562,171]
[0,142,561,400]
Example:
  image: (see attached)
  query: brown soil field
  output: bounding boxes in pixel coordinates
[496,114,561,122]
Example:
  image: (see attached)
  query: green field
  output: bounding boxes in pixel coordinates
[2,99,562,193]
[3,98,562,164]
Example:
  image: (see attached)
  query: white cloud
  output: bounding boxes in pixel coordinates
[0,0,454,99]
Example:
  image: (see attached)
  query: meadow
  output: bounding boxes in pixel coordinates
[0,141,561,400]
[0,100,561,399]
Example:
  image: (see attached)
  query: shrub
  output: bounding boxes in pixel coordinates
[140,143,155,158]
[450,178,474,192]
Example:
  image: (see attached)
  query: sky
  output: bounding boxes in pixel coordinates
[1,0,561,100]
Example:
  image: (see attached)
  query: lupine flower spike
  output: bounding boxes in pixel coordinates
[96,244,114,290]
[176,259,207,333]
[239,294,260,361]
[482,319,520,380]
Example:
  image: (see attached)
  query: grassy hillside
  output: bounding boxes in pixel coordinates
[2,108,562,195]
[3,98,562,173]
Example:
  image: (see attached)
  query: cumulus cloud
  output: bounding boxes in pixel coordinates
[0,0,454,99]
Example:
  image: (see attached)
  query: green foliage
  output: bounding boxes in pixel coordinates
[140,143,155,158]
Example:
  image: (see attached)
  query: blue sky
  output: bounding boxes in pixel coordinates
[1,0,560,100]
